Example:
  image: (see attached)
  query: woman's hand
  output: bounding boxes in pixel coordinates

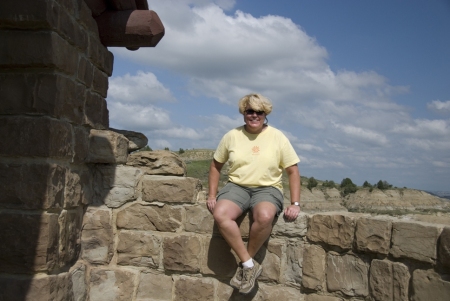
[284,204,300,221]
[206,196,217,214]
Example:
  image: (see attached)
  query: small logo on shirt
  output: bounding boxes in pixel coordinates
[252,146,260,154]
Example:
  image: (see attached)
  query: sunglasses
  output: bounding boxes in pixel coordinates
[244,109,265,115]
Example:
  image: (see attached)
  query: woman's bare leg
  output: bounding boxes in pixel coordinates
[247,202,277,257]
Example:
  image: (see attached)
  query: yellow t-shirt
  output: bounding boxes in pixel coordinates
[213,125,300,192]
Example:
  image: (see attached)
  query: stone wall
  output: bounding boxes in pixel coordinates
[76,151,450,300]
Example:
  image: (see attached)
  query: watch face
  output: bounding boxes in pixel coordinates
[294,202,299,206]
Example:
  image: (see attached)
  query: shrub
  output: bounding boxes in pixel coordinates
[307,177,318,190]
[340,177,357,196]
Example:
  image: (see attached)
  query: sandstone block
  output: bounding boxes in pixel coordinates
[438,227,450,270]
[92,67,109,97]
[73,125,90,163]
[0,30,78,74]
[326,253,369,297]
[142,176,201,203]
[305,295,343,301]
[369,260,392,301]
[202,236,239,277]
[282,241,304,285]
[57,7,88,52]
[411,269,450,301]
[173,275,215,301]
[272,212,308,237]
[256,239,284,282]
[0,212,58,273]
[84,92,109,129]
[185,205,214,234]
[127,150,186,176]
[81,207,113,264]
[356,217,392,254]
[302,245,326,291]
[79,1,100,35]
[117,203,183,232]
[92,165,143,208]
[163,235,202,272]
[88,36,114,76]
[70,263,87,301]
[258,282,304,300]
[0,273,73,301]
[0,72,84,124]
[58,208,83,268]
[117,230,161,268]
[0,0,59,29]
[87,129,128,163]
[136,272,173,301]
[110,128,148,152]
[307,214,356,250]
[390,221,441,263]
[0,163,65,210]
[89,268,137,301]
[64,167,93,208]
[77,55,94,87]
[392,262,410,301]
[0,116,73,158]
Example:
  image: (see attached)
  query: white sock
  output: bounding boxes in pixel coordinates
[242,258,254,269]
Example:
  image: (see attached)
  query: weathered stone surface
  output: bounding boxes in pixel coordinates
[305,295,343,301]
[302,245,326,291]
[356,217,392,254]
[326,253,369,297]
[0,116,73,158]
[81,207,113,264]
[127,150,186,176]
[0,212,58,273]
[142,175,201,203]
[411,269,450,301]
[391,221,441,263]
[58,208,83,268]
[257,283,304,300]
[202,236,237,277]
[117,203,183,232]
[84,91,109,129]
[282,241,304,285]
[110,128,148,152]
[73,126,90,164]
[438,226,450,269]
[173,275,215,301]
[392,262,410,301]
[256,239,284,282]
[117,230,161,268]
[272,212,308,237]
[93,165,143,208]
[87,129,128,163]
[136,272,173,301]
[163,235,202,272]
[70,264,87,301]
[89,268,137,301]
[0,273,73,301]
[77,56,94,87]
[307,214,356,250]
[369,260,393,301]
[185,205,214,234]
[0,31,77,74]
[0,163,65,210]
[92,67,109,97]
[0,73,84,124]
[64,167,93,208]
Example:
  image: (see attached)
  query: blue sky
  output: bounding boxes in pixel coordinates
[107,0,450,191]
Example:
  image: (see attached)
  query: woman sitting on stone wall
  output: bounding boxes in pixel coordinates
[207,93,301,294]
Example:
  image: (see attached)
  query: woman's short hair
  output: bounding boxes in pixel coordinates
[238,93,273,115]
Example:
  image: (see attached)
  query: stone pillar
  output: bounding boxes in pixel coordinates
[0,0,112,299]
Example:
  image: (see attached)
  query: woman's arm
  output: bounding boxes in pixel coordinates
[283,164,301,221]
[207,159,224,213]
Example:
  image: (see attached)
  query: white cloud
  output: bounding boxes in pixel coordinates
[333,123,389,146]
[295,143,323,152]
[392,119,449,138]
[108,71,176,104]
[427,100,450,114]
[108,102,171,131]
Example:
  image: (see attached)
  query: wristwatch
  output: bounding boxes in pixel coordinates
[292,202,300,206]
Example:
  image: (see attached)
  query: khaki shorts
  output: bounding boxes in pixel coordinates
[216,182,283,215]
